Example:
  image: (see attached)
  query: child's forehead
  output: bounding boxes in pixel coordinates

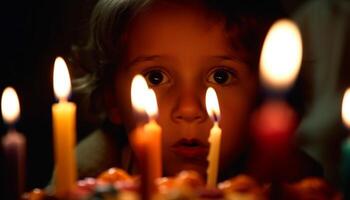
[121,1,251,68]
[126,8,238,61]
[130,1,224,32]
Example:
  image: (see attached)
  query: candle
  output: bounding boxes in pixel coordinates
[52,57,77,197]
[143,89,162,180]
[341,87,350,199]
[256,18,302,147]
[205,87,222,188]
[1,87,26,199]
[130,74,162,199]
[249,19,302,182]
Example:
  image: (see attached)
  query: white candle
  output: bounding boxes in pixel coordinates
[1,87,26,199]
[205,87,222,188]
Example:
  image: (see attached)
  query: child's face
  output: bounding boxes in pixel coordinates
[113,3,258,178]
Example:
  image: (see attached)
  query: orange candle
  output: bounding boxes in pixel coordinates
[130,75,162,199]
[205,87,222,188]
[52,57,77,197]
[143,89,162,180]
[1,87,26,199]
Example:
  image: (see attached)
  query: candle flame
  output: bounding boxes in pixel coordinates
[205,87,221,122]
[259,19,302,91]
[145,89,158,118]
[131,75,159,118]
[131,75,149,113]
[53,57,71,101]
[342,88,350,129]
[1,87,20,124]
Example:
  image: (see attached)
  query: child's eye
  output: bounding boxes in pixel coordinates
[208,68,236,85]
[144,69,169,86]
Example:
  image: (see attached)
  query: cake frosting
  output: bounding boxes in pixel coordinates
[22,167,342,200]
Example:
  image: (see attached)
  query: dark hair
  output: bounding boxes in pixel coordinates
[72,0,285,123]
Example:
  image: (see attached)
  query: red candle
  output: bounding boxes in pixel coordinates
[249,19,303,181]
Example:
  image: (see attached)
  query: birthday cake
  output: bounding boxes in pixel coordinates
[22,167,342,200]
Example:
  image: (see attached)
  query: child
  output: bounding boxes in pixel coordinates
[70,0,322,184]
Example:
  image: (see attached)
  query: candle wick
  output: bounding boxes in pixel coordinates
[214,121,219,127]
[149,117,156,124]
[213,113,219,123]
[59,97,68,103]
[8,124,17,133]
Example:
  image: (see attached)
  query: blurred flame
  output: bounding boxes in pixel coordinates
[145,89,158,118]
[131,75,159,118]
[131,75,149,113]
[1,87,20,124]
[260,19,302,91]
[342,88,350,129]
[205,87,221,122]
[53,57,71,101]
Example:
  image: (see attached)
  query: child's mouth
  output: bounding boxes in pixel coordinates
[171,138,209,159]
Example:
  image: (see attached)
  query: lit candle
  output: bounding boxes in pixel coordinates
[205,87,222,188]
[249,19,302,181]
[130,74,162,199]
[256,18,302,148]
[52,57,77,197]
[1,87,26,199]
[341,87,350,199]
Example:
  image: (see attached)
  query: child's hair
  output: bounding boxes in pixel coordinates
[71,0,285,125]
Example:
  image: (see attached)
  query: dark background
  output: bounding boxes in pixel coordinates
[0,0,304,193]
[0,0,98,193]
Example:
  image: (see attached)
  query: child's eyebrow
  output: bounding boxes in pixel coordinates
[211,55,237,61]
[126,55,247,68]
[128,55,163,67]
[209,55,245,64]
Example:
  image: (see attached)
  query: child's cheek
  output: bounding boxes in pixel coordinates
[217,87,257,170]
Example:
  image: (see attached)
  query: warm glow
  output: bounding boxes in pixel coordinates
[145,89,158,118]
[53,57,71,101]
[260,19,302,91]
[131,75,149,113]
[205,87,221,122]
[342,88,350,129]
[131,75,159,118]
[1,87,20,124]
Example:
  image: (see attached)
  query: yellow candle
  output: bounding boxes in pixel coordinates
[205,87,222,188]
[52,57,77,197]
[130,75,162,199]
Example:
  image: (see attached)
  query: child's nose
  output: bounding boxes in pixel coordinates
[171,91,207,123]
